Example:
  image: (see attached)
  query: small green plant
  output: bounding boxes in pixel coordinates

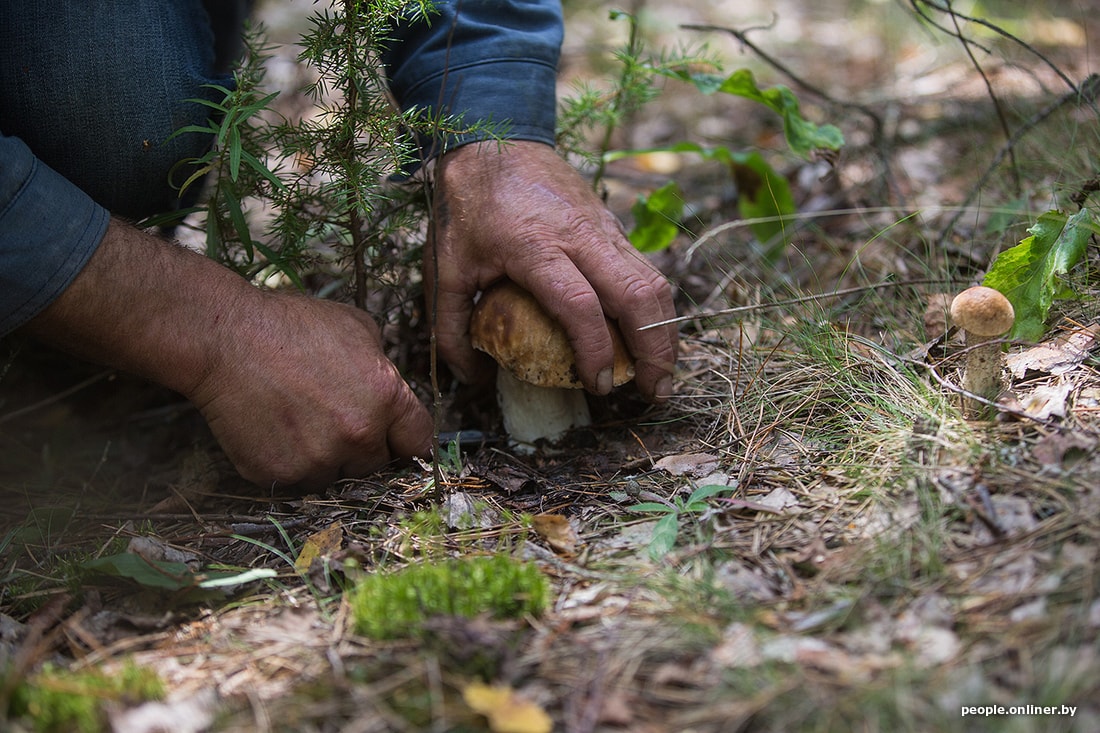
[5,659,164,733]
[629,484,735,560]
[557,11,843,258]
[349,554,549,639]
[158,0,477,306]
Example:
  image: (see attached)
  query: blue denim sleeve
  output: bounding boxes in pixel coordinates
[0,134,110,335]
[382,0,563,157]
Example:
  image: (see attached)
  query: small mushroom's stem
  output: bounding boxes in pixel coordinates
[960,335,1004,417]
[496,368,591,452]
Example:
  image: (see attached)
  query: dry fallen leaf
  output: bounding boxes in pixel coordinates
[1032,431,1097,468]
[462,681,552,733]
[293,521,343,574]
[654,452,720,477]
[756,486,802,513]
[127,536,200,570]
[531,514,579,555]
[109,688,218,733]
[1018,381,1074,420]
[1006,324,1100,378]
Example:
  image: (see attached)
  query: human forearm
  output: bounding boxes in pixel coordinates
[21,217,246,398]
[21,219,434,487]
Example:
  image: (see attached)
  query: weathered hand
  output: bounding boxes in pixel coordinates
[188,291,434,488]
[429,141,678,401]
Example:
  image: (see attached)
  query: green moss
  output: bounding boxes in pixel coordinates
[350,554,549,640]
[7,659,164,733]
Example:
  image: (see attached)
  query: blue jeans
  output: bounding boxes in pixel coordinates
[0,1,243,219]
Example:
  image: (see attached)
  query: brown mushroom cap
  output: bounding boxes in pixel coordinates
[470,280,635,388]
[949,286,1015,337]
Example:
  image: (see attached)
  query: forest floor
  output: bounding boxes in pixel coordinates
[2,0,1100,731]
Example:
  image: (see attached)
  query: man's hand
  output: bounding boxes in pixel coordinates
[187,291,433,487]
[23,219,433,488]
[429,141,678,401]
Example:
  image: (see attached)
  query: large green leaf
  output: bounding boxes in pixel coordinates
[983,209,1092,342]
[84,552,195,591]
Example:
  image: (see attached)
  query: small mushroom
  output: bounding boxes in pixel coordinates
[949,286,1015,416]
[469,280,634,450]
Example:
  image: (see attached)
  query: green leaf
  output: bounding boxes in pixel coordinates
[240,148,289,193]
[628,501,675,514]
[982,209,1092,342]
[610,143,796,253]
[228,124,242,181]
[175,161,215,197]
[648,513,681,560]
[665,67,844,158]
[220,187,255,260]
[628,181,685,252]
[165,122,219,142]
[83,552,195,591]
[730,152,796,257]
[685,483,735,508]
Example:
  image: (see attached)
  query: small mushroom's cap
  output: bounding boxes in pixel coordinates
[470,280,635,388]
[949,286,1015,337]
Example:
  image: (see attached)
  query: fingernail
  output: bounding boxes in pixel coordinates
[596,367,614,395]
[655,375,673,401]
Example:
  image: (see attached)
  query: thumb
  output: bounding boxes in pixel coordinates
[432,285,482,384]
[386,385,434,459]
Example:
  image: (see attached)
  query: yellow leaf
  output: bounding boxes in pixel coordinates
[531,514,578,556]
[293,521,343,574]
[462,681,552,733]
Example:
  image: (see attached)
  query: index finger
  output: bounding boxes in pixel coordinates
[509,251,619,395]
[510,244,678,401]
[583,251,678,401]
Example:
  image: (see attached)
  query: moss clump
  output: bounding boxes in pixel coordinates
[6,659,164,733]
[350,554,549,640]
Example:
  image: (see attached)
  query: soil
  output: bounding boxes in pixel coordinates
[3,1,1100,731]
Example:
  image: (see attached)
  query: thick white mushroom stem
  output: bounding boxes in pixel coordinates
[960,337,1004,410]
[496,368,591,449]
[469,280,635,452]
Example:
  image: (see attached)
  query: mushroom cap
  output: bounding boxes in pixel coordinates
[470,280,635,389]
[949,286,1015,337]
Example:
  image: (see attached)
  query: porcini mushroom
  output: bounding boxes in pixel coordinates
[949,285,1015,416]
[469,280,634,450]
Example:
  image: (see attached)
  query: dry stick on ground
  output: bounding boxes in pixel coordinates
[425,7,463,492]
[0,368,114,425]
[638,278,954,331]
[901,349,1100,437]
[681,19,901,205]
